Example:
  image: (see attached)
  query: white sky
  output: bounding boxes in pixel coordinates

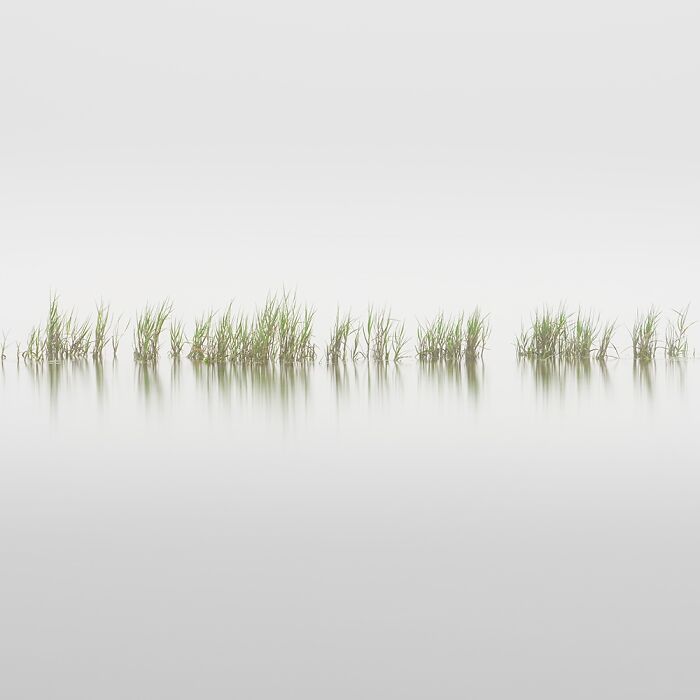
[1,0,698,344]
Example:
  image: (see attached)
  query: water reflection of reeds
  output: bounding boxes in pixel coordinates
[22,358,95,416]
[633,359,655,396]
[519,358,598,398]
[664,358,687,394]
[192,360,312,413]
[417,359,484,403]
[136,361,164,404]
[328,361,404,405]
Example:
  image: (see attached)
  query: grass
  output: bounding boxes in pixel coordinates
[111,316,129,357]
[564,311,598,360]
[516,306,569,359]
[325,307,409,363]
[184,293,317,364]
[10,294,696,364]
[362,307,407,362]
[631,308,661,361]
[133,301,172,362]
[169,319,186,358]
[596,321,617,361]
[326,310,355,363]
[21,294,92,362]
[517,306,617,361]
[93,302,111,359]
[665,305,694,359]
[187,312,214,362]
[417,308,490,361]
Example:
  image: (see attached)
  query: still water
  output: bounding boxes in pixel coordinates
[1,358,699,698]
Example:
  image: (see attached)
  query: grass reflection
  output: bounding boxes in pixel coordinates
[418,359,484,403]
[519,357,595,398]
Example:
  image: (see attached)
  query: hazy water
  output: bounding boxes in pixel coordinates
[1,357,699,698]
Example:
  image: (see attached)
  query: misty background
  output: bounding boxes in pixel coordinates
[1,0,698,349]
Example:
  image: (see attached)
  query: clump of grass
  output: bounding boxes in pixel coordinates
[273,292,316,363]
[417,308,489,361]
[596,321,617,360]
[244,292,316,364]
[22,294,93,362]
[517,306,618,360]
[516,306,569,359]
[370,308,393,362]
[361,307,375,361]
[187,312,214,362]
[326,309,356,363]
[133,300,172,362]
[169,319,186,358]
[23,327,44,362]
[1,332,7,361]
[631,308,661,361]
[417,313,458,361]
[563,311,599,360]
[93,301,112,359]
[45,294,62,360]
[214,306,236,362]
[185,293,316,365]
[665,305,694,359]
[356,307,407,362]
[62,311,92,359]
[391,320,409,361]
[464,308,490,359]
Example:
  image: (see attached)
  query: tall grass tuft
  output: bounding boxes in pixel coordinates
[22,294,92,362]
[596,321,617,360]
[564,311,599,360]
[1,332,7,361]
[665,305,694,359]
[63,311,92,359]
[391,320,409,362]
[516,306,569,359]
[463,308,490,359]
[631,308,661,361]
[93,301,112,359]
[356,307,407,362]
[45,293,62,360]
[371,308,393,362]
[133,301,172,362]
[326,309,355,363]
[187,312,214,362]
[24,327,44,362]
[517,306,618,361]
[185,293,316,365]
[418,308,490,361]
[169,319,186,358]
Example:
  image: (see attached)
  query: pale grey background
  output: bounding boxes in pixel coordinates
[1,0,699,343]
[2,5,700,698]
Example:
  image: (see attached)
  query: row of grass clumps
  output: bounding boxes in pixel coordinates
[517,305,694,361]
[6,295,695,365]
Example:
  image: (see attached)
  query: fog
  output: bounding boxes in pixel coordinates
[1,2,700,698]
[1,0,698,343]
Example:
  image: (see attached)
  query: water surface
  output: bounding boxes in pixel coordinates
[1,358,698,698]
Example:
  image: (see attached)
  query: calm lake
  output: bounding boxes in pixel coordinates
[1,357,698,698]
